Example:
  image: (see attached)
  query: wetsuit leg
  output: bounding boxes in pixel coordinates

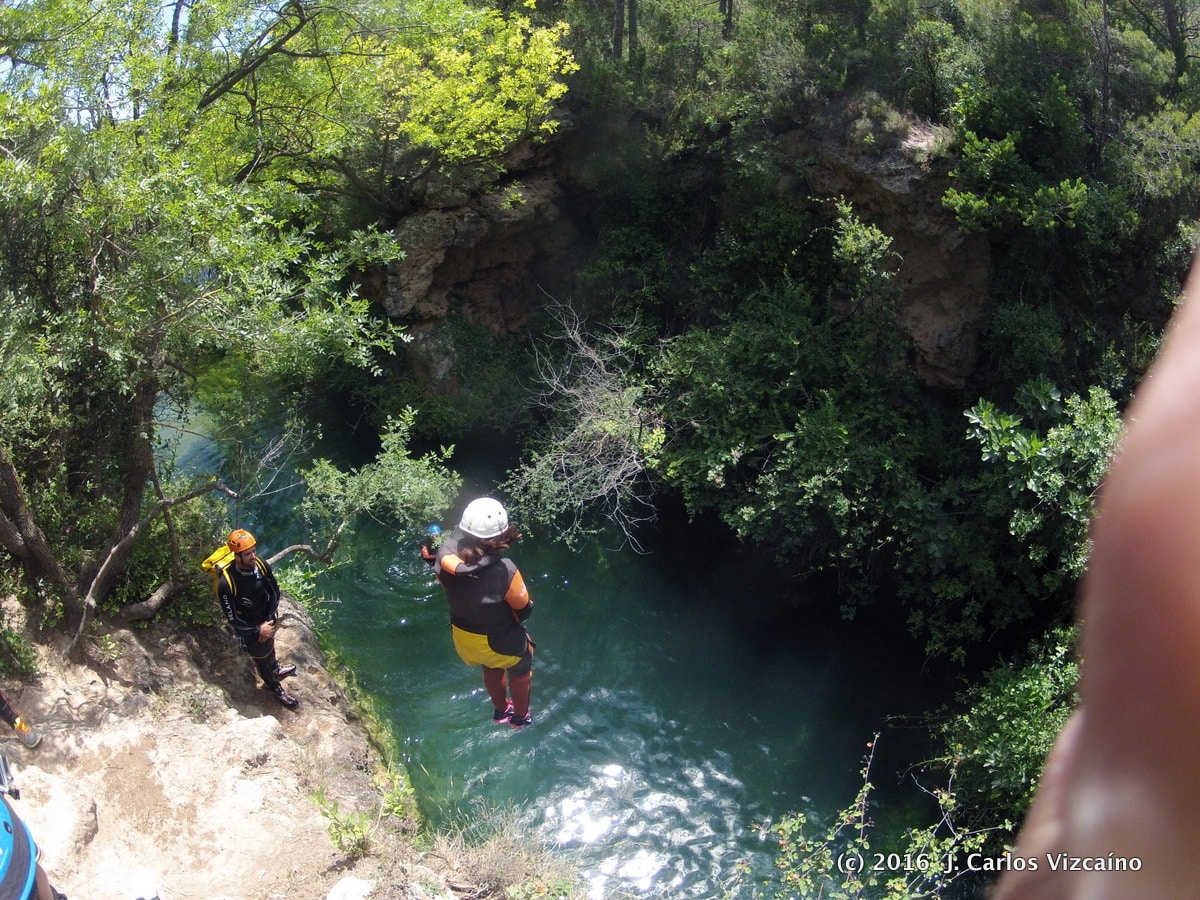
[506,638,534,718]
[0,690,19,729]
[509,671,532,719]
[482,666,509,711]
[246,637,281,690]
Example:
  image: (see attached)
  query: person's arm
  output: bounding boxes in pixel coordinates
[262,558,282,620]
[437,532,476,577]
[439,552,493,577]
[256,563,280,642]
[995,255,1200,897]
[504,565,532,622]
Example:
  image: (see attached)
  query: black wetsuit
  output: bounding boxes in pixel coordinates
[217,558,285,690]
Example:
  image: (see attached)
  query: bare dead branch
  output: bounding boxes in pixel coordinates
[267,543,335,566]
[504,303,661,549]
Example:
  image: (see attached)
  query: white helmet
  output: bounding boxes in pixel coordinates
[459,497,509,539]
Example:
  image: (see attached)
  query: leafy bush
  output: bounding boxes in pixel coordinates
[0,623,40,679]
[652,203,922,603]
[298,410,462,556]
[964,381,1121,588]
[896,381,1118,658]
[313,785,374,860]
[275,562,336,633]
[754,736,992,899]
[938,626,1080,828]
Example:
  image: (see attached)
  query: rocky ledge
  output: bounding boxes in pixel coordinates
[1,597,478,900]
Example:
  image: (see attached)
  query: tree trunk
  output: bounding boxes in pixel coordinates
[0,443,80,614]
[1162,0,1189,83]
[613,0,625,59]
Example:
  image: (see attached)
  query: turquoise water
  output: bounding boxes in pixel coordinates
[313,510,928,898]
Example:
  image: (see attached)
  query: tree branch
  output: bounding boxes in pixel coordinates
[115,578,192,624]
[66,476,225,661]
[266,543,335,566]
[196,0,315,111]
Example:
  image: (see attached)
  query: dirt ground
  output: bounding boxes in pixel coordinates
[0,597,491,900]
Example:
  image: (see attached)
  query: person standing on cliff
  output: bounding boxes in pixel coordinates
[435,498,535,728]
[216,529,299,710]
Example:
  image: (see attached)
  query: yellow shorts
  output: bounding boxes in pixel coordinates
[451,625,523,670]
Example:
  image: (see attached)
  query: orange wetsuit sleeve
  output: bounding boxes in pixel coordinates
[440,553,465,576]
[505,570,530,610]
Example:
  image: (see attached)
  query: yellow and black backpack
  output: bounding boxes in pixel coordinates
[201,545,237,596]
[202,544,270,596]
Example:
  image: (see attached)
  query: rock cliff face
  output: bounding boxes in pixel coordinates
[786,117,992,390]
[384,112,990,391]
[381,141,584,336]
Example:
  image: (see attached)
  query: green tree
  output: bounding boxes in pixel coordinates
[376,0,577,173]
[72,0,579,218]
[1117,106,1200,205]
[651,203,919,597]
[897,18,978,121]
[0,0,551,656]
[1108,0,1200,86]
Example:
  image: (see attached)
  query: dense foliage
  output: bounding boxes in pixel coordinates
[504,0,1198,890]
[529,0,1195,658]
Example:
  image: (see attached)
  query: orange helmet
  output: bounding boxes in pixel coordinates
[227,529,257,553]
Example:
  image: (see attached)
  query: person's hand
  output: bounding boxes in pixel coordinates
[994,255,1200,897]
[258,620,277,642]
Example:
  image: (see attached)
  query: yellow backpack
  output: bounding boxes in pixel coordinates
[201,545,237,596]
[202,545,269,596]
